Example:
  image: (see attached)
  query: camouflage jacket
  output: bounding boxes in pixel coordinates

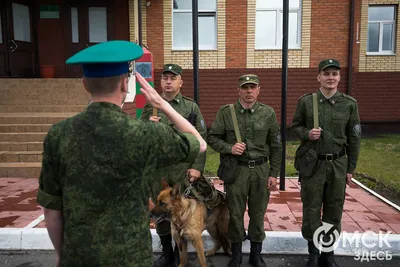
[207,100,282,178]
[140,93,207,173]
[36,102,199,267]
[291,90,361,173]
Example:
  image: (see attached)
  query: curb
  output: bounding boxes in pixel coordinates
[1,229,399,256]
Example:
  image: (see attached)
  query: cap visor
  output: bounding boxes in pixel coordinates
[239,81,259,87]
[321,64,340,71]
[162,70,180,75]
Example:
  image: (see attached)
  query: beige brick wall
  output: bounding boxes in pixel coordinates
[163,0,226,69]
[359,0,400,72]
[247,0,312,68]
[128,0,147,45]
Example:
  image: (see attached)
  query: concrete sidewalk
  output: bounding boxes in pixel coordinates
[0,177,400,256]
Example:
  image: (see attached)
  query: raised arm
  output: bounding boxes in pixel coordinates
[136,72,207,153]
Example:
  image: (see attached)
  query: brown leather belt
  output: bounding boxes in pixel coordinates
[237,157,268,168]
[318,149,346,161]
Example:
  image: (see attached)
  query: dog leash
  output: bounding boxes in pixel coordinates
[183,175,224,209]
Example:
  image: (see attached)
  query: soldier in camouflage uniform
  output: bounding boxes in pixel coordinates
[140,63,207,267]
[207,74,282,267]
[291,59,361,267]
[36,41,207,267]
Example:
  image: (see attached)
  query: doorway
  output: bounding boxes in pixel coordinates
[0,0,37,78]
[65,1,114,77]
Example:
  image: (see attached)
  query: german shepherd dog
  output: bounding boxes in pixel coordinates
[150,179,230,267]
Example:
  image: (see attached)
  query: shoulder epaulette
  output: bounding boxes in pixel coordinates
[182,95,196,103]
[299,93,312,100]
[258,102,273,110]
[220,104,230,111]
[343,93,357,103]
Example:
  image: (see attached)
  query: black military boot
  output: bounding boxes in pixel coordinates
[304,241,319,267]
[249,242,267,267]
[153,234,175,267]
[226,242,242,267]
[319,251,339,267]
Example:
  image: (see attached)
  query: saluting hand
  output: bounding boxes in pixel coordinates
[231,142,246,155]
[309,127,322,141]
[136,72,164,109]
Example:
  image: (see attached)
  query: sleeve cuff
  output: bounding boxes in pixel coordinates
[269,171,278,178]
[181,132,200,164]
[36,189,62,210]
[190,163,204,173]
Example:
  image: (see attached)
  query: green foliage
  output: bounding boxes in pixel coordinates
[205,135,400,195]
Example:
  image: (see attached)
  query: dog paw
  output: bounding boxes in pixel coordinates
[205,250,216,257]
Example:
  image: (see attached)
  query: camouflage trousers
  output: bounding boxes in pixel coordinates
[301,156,347,241]
[150,166,188,236]
[226,163,271,243]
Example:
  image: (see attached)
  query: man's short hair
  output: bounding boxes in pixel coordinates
[85,74,127,95]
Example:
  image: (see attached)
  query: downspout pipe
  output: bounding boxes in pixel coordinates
[138,0,143,46]
[192,0,199,104]
[347,0,355,95]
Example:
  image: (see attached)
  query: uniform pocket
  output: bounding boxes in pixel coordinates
[254,121,268,145]
[332,112,349,137]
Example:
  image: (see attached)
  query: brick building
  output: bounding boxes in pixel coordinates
[0,0,399,177]
[125,0,400,133]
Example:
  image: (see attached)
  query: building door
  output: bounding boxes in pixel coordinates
[65,1,114,77]
[0,1,37,77]
[0,3,9,77]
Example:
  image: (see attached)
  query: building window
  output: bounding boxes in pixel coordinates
[255,0,301,49]
[88,7,107,43]
[172,0,217,50]
[367,5,396,55]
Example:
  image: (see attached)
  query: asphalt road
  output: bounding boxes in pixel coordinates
[0,251,399,267]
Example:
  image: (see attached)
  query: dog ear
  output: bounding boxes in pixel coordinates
[171,184,180,198]
[161,178,170,189]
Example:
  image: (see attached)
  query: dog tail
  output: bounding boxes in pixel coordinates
[218,204,231,254]
[220,233,231,254]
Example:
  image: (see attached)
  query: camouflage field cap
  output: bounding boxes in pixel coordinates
[162,64,183,75]
[65,40,143,78]
[238,74,259,88]
[318,59,340,72]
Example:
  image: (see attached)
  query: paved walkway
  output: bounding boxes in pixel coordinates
[1,177,399,233]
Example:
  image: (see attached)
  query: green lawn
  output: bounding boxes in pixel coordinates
[204,140,299,177]
[204,135,400,195]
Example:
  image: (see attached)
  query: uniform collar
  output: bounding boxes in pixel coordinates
[317,90,341,105]
[237,99,259,114]
[87,101,123,111]
[167,92,183,104]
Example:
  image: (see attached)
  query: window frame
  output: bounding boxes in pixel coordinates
[172,0,217,51]
[367,5,397,56]
[255,1,302,50]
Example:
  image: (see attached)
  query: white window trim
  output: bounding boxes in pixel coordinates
[255,4,302,50]
[172,4,218,51]
[367,6,396,55]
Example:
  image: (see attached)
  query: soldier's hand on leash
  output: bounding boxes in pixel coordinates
[187,169,201,182]
[231,142,246,155]
[346,173,353,186]
[308,127,322,141]
[268,176,277,189]
[149,116,161,122]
